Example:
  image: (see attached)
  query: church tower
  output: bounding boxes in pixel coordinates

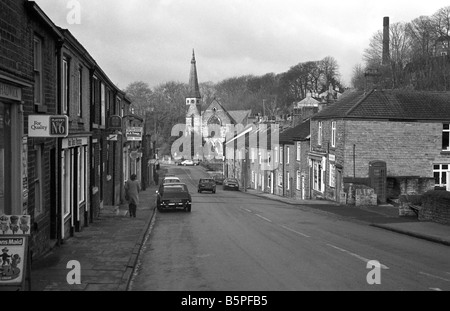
[186,50,202,134]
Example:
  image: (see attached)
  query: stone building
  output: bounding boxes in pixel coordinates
[310,89,450,204]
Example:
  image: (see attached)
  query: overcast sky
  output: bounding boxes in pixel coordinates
[35,0,450,90]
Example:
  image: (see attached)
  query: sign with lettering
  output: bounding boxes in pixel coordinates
[28,115,69,138]
[126,127,143,141]
[0,236,27,286]
[108,134,118,141]
[0,82,21,101]
[62,137,88,149]
[108,115,122,130]
[329,154,336,162]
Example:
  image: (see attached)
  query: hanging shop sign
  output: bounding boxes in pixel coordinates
[126,127,143,141]
[0,236,28,286]
[108,115,122,130]
[28,115,69,138]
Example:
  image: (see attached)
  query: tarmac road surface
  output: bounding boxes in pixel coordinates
[129,165,450,291]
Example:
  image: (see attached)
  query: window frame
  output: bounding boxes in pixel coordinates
[318,121,323,146]
[331,121,336,148]
[33,36,43,106]
[62,58,70,114]
[442,124,450,151]
[296,142,301,162]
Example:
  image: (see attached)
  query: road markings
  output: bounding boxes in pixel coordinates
[281,225,310,238]
[419,272,450,283]
[244,208,253,213]
[255,214,272,223]
[429,288,442,291]
[326,244,389,270]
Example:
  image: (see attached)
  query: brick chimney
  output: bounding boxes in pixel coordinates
[382,17,390,66]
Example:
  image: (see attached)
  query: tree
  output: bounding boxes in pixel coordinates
[123,81,153,118]
[351,64,366,90]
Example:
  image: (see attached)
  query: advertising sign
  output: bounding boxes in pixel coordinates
[0,236,27,286]
[0,215,31,236]
[28,115,69,138]
[126,127,143,141]
[108,115,122,130]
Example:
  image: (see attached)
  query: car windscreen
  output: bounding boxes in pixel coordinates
[227,179,238,182]
[163,185,188,192]
[199,179,213,183]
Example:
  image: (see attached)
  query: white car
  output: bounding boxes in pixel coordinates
[181,160,195,166]
[163,176,181,184]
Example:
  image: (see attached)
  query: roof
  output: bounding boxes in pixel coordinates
[188,50,201,99]
[228,110,252,124]
[312,89,450,121]
[279,119,310,144]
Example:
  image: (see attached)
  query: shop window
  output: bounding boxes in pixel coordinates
[0,103,11,215]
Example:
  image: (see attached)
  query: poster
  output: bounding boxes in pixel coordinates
[0,236,26,285]
[0,215,31,236]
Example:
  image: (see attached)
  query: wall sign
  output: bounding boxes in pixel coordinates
[126,127,143,141]
[28,115,69,138]
[0,236,27,286]
[0,82,21,101]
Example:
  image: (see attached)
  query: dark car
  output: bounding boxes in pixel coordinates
[213,174,226,185]
[223,178,239,191]
[198,178,216,193]
[156,183,192,212]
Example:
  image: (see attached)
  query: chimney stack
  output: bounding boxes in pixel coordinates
[382,16,390,66]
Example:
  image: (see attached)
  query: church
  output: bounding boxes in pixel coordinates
[185,50,252,160]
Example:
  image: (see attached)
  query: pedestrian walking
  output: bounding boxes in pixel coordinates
[125,174,140,218]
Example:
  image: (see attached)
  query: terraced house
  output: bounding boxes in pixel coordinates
[310,88,450,205]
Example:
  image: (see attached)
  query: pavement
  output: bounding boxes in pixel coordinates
[21,167,450,291]
[27,182,159,291]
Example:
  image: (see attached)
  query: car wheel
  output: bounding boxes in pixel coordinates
[213,189,216,194]
[186,205,191,212]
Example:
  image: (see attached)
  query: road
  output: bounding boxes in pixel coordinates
[130,165,450,291]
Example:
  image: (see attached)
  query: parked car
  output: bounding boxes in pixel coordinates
[163,176,181,184]
[223,178,239,191]
[213,174,226,185]
[181,159,195,166]
[156,183,192,212]
[198,178,216,193]
[174,159,184,166]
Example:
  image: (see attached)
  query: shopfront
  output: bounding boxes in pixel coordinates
[61,136,89,238]
[0,79,27,216]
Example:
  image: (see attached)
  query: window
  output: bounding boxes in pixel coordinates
[443,124,450,151]
[296,142,301,161]
[116,98,121,116]
[296,171,301,190]
[62,58,69,114]
[101,83,106,126]
[286,171,290,190]
[329,163,336,188]
[433,164,449,189]
[78,147,86,204]
[331,121,336,148]
[275,146,278,164]
[318,122,323,146]
[33,37,42,105]
[278,172,283,187]
[280,147,283,164]
[252,171,255,184]
[78,67,82,117]
[34,145,43,217]
[251,149,255,163]
[286,147,290,164]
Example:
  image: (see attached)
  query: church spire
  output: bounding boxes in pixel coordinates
[188,49,201,99]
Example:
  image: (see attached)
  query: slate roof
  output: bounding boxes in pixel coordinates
[228,110,252,125]
[312,89,450,121]
[279,119,310,144]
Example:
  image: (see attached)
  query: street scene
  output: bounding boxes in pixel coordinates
[1,0,450,297]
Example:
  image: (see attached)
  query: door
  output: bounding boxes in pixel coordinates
[336,169,342,202]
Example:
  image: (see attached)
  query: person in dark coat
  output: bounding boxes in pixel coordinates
[125,174,140,218]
